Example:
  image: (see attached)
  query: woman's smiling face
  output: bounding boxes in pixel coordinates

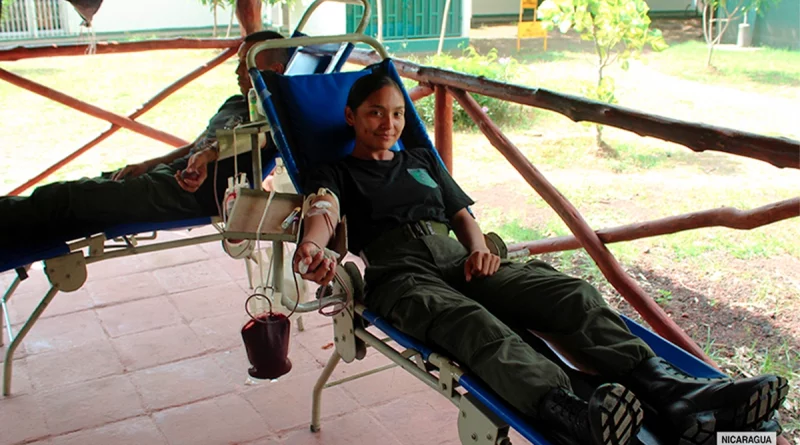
[346,85,406,159]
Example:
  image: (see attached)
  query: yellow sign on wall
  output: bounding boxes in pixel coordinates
[517,0,547,51]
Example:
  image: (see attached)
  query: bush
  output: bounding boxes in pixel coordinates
[410,47,532,131]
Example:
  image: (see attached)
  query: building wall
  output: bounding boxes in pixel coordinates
[472,0,518,18]
[754,0,800,50]
[646,0,696,14]
[287,0,346,35]
[471,0,697,19]
[64,0,219,34]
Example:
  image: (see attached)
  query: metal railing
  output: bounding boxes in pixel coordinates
[0,0,73,41]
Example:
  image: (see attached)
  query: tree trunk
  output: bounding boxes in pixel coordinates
[706,42,715,68]
[212,1,219,38]
[594,63,616,157]
[226,2,235,38]
[703,3,715,67]
[236,0,263,36]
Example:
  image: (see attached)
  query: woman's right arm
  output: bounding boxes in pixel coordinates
[295,193,340,286]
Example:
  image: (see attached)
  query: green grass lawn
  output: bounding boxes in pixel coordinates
[647,40,800,91]
[0,50,240,192]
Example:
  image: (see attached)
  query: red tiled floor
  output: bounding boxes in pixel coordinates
[153,393,271,445]
[0,357,33,395]
[85,255,147,281]
[242,369,359,433]
[8,287,95,326]
[1,249,487,445]
[277,409,404,445]
[19,310,106,356]
[152,260,233,294]
[111,324,207,371]
[96,296,184,338]
[130,356,234,410]
[189,311,247,353]
[0,393,48,445]
[336,353,430,408]
[25,338,123,391]
[210,341,323,392]
[85,270,168,307]
[372,393,461,445]
[48,416,168,445]
[212,256,251,282]
[137,243,211,272]
[167,281,245,323]
[292,325,337,367]
[35,374,145,436]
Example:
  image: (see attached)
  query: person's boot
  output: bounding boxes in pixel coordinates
[624,357,789,445]
[538,383,644,445]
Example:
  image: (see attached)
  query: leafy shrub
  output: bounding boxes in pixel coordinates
[410,47,532,130]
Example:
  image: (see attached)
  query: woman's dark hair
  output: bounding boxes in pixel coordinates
[346,72,404,111]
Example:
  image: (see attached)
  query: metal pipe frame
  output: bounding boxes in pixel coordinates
[247,33,389,71]
[311,351,342,432]
[0,267,28,347]
[3,286,59,396]
[310,321,466,433]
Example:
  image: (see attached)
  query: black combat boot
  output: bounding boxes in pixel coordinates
[538,383,644,445]
[624,357,789,445]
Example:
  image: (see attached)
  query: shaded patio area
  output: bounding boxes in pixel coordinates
[1,227,525,445]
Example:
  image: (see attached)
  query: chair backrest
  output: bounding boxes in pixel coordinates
[257,59,449,191]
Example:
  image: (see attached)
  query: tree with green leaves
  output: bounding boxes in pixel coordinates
[1,0,12,20]
[699,0,778,68]
[538,0,667,154]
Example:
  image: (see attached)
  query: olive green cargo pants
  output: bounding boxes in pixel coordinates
[363,234,655,419]
[0,163,207,248]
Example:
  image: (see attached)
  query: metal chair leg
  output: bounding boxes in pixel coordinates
[4,286,59,396]
[311,351,341,432]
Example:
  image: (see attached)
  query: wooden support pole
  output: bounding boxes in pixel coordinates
[448,86,716,366]
[434,85,454,172]
[508,198,800,255]
[339,49,800,170]
[7,48,238,196]
[0,68,189,148]
[0,38,241,62]
[236,0,263,37]
[408,84,434,102]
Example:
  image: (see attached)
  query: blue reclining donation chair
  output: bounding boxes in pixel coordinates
[245,33,729,445]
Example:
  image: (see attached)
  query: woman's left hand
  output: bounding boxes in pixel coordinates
[464,249,501,282]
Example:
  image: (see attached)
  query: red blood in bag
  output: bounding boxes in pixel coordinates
[241,312,293,380]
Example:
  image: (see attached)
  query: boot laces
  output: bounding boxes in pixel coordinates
[549,389,590,434]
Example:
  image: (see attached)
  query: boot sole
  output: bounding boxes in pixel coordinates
[591,384,645,445]
[677,376,789,445]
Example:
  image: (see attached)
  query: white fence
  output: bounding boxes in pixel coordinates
[1,0,74,41]
[0,0,340,43]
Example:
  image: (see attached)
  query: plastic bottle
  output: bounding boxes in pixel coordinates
[248,88,265,122]
[273,158,296,193]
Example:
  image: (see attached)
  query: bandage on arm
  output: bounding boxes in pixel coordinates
[300,188,340,252]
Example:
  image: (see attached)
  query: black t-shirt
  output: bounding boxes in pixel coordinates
[303,146,474,254]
